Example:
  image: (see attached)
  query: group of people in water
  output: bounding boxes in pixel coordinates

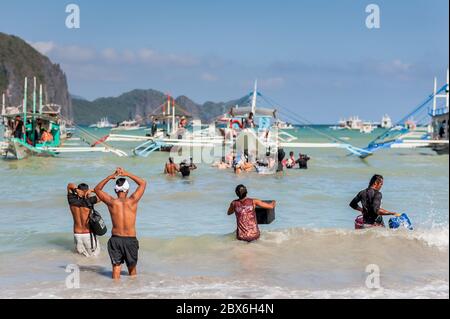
[67,167,276,280]
[164,157,197,178]
[211,149,311,175]
[67,163,398,280]
[8,115,54,144]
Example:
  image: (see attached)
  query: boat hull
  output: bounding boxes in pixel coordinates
[432,143,449,155]
[3,139,56,160]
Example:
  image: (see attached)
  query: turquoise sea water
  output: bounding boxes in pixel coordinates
[0,126,448,298]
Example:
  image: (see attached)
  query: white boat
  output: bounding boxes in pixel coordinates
[119,81,367,166]
[89,117,115,128]
[380,114,393,129]
[338,116,363,130]
[1,77,128,160]
[335,116,375,133]
[275,120,295,130]
[111,120,141,131]
[360,122,375,134]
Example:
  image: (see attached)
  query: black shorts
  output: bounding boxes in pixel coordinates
[107,236,139,267]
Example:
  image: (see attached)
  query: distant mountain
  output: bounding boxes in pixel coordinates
[72,89,250,125]
[0,33,248,125]
[70,94,88,101]
[0,33,72,119]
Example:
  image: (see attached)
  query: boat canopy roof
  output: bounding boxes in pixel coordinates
[229,106,276,118]
[2,104,62,118]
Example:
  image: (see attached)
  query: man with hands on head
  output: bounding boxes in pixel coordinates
[94,168,147,280]
[67,182,102,257]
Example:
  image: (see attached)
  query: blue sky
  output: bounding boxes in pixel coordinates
[0,0,448,122]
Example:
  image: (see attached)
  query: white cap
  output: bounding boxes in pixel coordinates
[114,180,130,193]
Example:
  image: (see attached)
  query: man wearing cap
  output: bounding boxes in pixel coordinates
[67,183,101,257]
[94,168,147,280]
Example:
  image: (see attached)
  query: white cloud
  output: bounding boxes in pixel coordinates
[30,41,96,62]
[122,50,136,63]
[378,59,412,75]
[137,48,199,67]
[29,40,199,68]
[29,41,56,55]
[200,72,218,82]
[57,45,96,62]
[101,48,119,62]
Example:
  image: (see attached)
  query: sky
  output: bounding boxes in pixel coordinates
[0,0,448,123]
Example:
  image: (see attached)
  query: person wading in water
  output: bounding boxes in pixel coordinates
[227,185,276,242]
[94,168,147,280]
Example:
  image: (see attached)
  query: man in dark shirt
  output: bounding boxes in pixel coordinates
[13,115,24,139]
[67,183,101,257]
[179,157,197,178]
[349,175,400,226]
[151,119,158,137]
[297,153,310,169]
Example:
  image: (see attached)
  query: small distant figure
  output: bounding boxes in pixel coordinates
[213,157,231,170]
[40,128,54,143]
[244,112,256,129]
[286,151,296,169]
[13,115,24,139]
[234,153,254,174]
[151,119,158,137]
[277,148,286,172]
[179,157,197,178]
[349,175,400,227]
[94,168,147,280]
[164,157,179,176]
[67,183,102,257]
[438,120,446,139]
[297,153,310,169]
[179,117,188,129]
[227,185,276,242]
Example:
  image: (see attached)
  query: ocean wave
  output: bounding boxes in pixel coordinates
[2,276,448,299]
[1,226,448,255]
[260,226,450,250]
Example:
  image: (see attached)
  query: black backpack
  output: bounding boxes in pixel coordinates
[89,208,107,236]
[86,200,107,251]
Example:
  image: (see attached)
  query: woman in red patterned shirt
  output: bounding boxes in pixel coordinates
[227,185,276,242]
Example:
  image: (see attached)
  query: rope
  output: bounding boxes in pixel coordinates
[368,84,448,146]
[57,113,122,151]
[259,93,350,145]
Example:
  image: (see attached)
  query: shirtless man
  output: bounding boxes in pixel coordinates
[164,157,179,176]
[67,183,101,257]
[94,168,147,280]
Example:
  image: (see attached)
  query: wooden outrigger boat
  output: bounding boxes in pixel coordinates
[1,77,127,160]
[105,81,366,174]
[356,70,449,158]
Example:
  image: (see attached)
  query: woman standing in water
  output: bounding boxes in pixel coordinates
[227,185,276,242]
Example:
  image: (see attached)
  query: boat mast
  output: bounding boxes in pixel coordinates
[433,68,450,115]
[31,77,37,143]
[1,93,5,116]
[23,77,28,142]
[251,80,257,115]
[39,84,43,114]
[172,98,176,134]
[446,69,449,111]
[32,77,36,114]
[432,77,438,116]
[167,95,171,133]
